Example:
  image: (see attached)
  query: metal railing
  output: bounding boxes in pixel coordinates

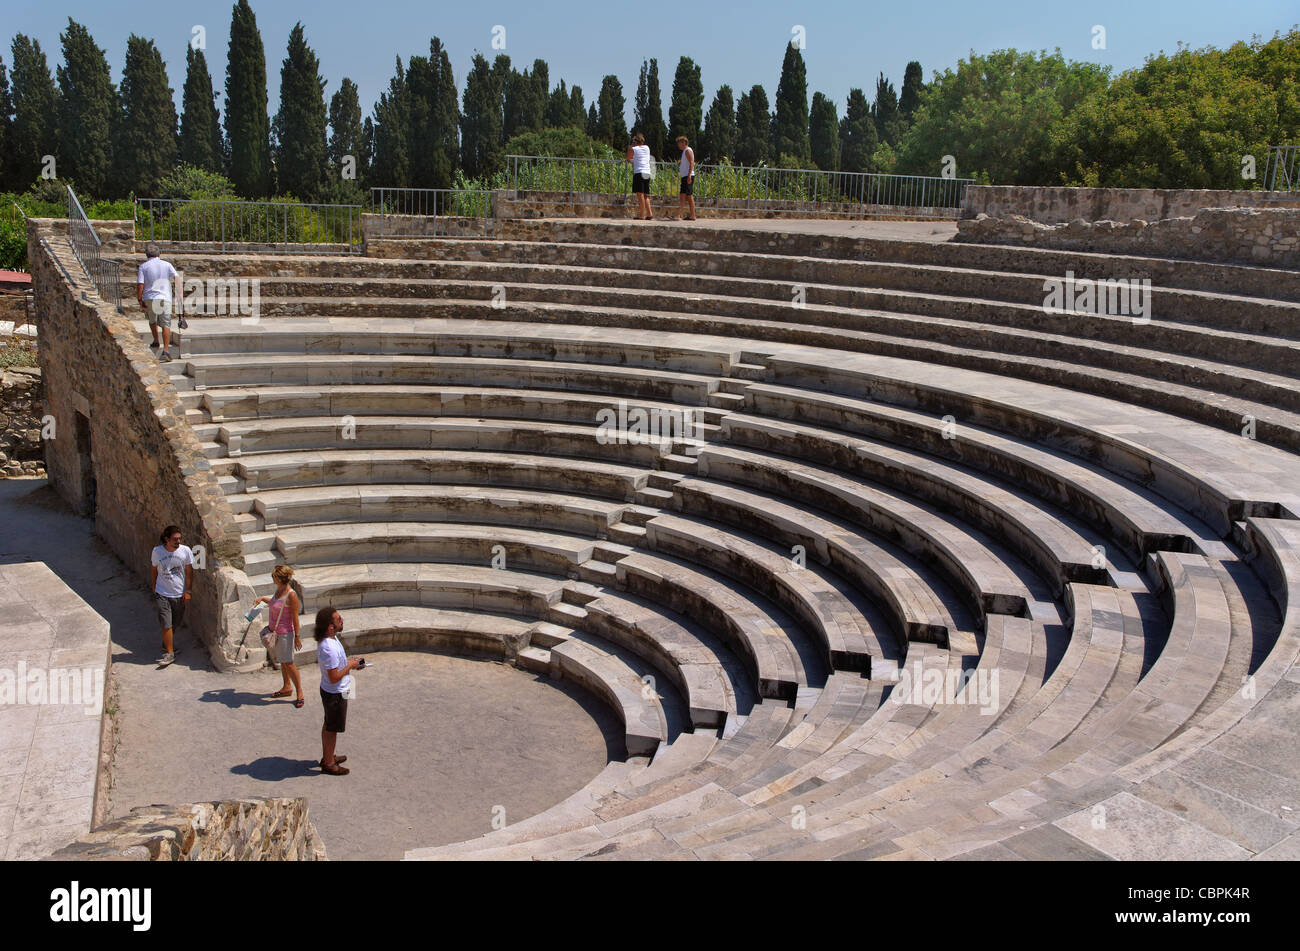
[67,185,123,312]
[1264,145,1300,195]
[505,154,973,217]
[135,198,363,253]
[369,188,495,237]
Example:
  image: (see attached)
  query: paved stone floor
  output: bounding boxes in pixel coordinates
[0,478,621,860]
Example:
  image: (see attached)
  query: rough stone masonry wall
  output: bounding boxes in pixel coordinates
[956,206,1300,269]
[0,367,45,477]
[46,798,328,860]
[26,219,257,669]
[962,185,1285,224]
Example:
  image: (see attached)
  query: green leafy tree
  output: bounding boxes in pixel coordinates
[773,43,809,161]
[8,36,57,188]
[272,23,328,200]
[809,91,839,171]
[700,84,737,163]
[224,0,272,196]
[115,35,177,196]
[734,85,770,166]
[596,74,627,148]
[667,56,703,155]
[505,127,617,159]
[634,59,668,158]
[838,87,877,173]
[897,48,1109,184]
[371,58,410,185]
[57,19,115,196]
[180,46,222,172]
[899,60,925,120]
[1053,31,1299,188]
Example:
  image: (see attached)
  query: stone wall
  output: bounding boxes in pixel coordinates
[0,366,45,477]
[963,185,1290,224]
[26,220,258,671]
[46,798,327,860]
[956,207,1300,269]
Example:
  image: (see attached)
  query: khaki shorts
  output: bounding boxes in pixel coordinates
[145,298,172,329]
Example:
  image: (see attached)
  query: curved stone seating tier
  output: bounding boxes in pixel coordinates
[127,221,1300,860]
[244,522,599,577]
[738,383,1211,562]
[653,480,966,653]
[229,274,1300,388]
[714,414,1112,595]
[189,358,722,405]
[217,450,650,500]
[231,484,627,536]
[689,444,1044,620]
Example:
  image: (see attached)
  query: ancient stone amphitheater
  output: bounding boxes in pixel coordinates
[46,214,1300,860]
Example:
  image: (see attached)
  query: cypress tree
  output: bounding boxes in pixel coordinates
[460,53,503,178]
[734,85,770,166]
[371,57,410,186]
[585,103,598,140]
[224,0,271,197]
[406,53,435,186]
[431,39,459,184]
[772,42,809,162]
[545,78,571,128]
[809,91,838,172]
[328,77,365,183]
[700,85,736,164]
[180,45,222,171]
[872,72,900,146]
[634,59,667,158]
[115,35,177,196]
[667,56,702,155]
[899,61,924,120]
[0,58,12,188]
[9,36,58,188]
[596,75,627,148]
[272,23,328,200]
[570,86,585,129]
[57,19,115,196]
[838,87,877,173]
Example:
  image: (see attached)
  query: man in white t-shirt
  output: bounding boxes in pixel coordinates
[136,243,182,362]
[314,606,364,775]
[150,524,194,666]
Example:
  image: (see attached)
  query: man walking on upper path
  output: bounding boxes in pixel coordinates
[137,242,183,362]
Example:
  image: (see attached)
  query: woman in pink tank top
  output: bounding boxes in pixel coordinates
[253,564,304,706]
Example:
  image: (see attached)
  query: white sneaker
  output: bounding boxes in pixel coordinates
[157,652,175,665]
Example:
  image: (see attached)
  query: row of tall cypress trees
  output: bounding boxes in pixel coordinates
[0,2,925,201]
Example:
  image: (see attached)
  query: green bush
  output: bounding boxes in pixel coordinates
[0,218,27,270]
[155,164,238,200]
[146,196,353,245]
[505,127,620,161]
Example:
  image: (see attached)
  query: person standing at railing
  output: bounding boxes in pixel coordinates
[626,133,655,221]
[675,136,698,221]
[137,242,183,362]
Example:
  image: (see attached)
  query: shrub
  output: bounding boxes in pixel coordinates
[0,218,27,270]
[155,164,238,200]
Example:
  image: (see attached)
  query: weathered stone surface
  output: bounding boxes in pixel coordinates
[0,366,45,478]
[45,797,328,861]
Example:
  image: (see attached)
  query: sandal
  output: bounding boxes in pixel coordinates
[318,756,347,767]
[293,698,305,708]
[270,689,292,698]
[321,762,350,776]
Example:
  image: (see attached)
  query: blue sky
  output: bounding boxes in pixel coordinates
[6,0,1296,125]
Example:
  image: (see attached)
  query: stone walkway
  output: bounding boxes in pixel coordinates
[0,478,620,860]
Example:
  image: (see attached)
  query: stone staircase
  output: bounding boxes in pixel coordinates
[125,220,1300,859]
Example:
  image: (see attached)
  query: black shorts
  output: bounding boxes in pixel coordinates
[680,177,693,196]
[320,688,348,733]
[631,174,651,194]
[154,593,186,630]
